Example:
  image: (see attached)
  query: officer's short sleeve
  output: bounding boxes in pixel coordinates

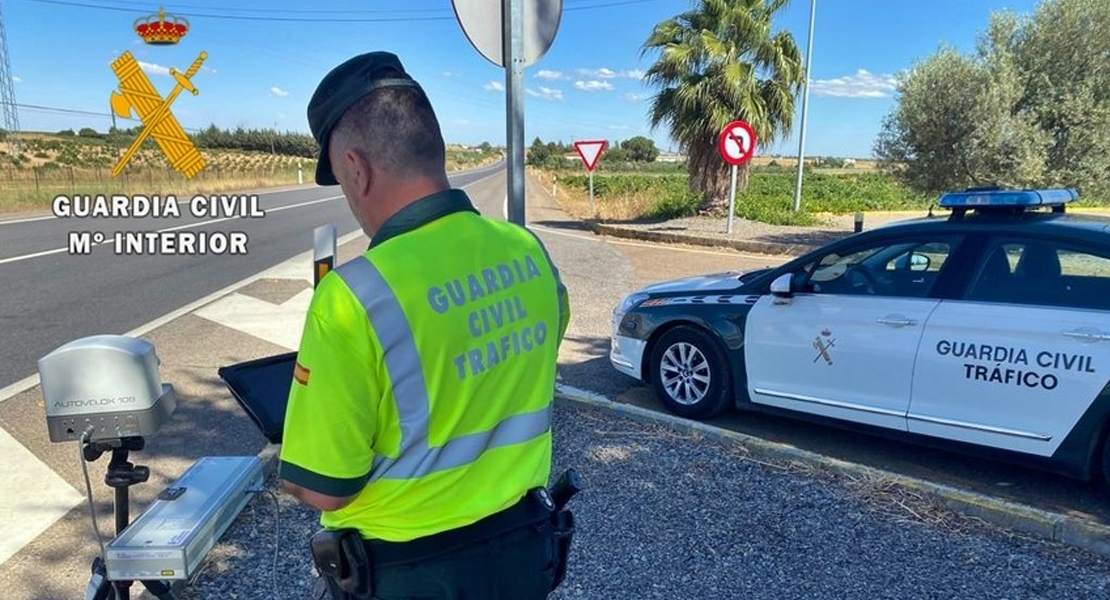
[279,286,377,498]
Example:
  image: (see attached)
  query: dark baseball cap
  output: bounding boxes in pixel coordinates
[307,51,422,185]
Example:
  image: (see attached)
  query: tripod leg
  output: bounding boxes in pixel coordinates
[83,557,113,600]
[141,579,181,600]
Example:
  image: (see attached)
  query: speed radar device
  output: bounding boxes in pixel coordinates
[38,336,258,600]
[39,335,177,442]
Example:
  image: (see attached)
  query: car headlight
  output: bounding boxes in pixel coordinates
[614,292,649,317]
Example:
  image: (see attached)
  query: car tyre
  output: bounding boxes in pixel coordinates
[649,325,732,419]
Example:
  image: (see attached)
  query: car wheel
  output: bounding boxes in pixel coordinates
[649,325,732,419]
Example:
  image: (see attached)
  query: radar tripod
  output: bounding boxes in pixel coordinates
[81,436,178,600]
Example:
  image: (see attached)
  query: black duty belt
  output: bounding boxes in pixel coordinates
[364,493,552,566]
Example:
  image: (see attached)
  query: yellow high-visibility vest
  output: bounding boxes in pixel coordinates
[279,190,570,541]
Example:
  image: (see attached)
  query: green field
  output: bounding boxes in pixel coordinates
[551,168,1107,226]
[0,133,501,211]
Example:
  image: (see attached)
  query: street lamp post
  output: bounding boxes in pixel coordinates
[792,0,816,212]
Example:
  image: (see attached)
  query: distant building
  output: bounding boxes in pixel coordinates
[656,153,685,163]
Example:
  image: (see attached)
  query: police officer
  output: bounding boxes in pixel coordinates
[278,51,571,600]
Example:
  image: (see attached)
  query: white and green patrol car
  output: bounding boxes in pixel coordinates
[610,189,1110,485]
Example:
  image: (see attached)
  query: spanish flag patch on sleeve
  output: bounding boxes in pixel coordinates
[293,361,311,386]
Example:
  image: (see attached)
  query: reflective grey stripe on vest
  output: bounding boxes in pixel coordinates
[336,257,552,482]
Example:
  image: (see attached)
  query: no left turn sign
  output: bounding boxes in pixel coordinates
[718,121,756,166]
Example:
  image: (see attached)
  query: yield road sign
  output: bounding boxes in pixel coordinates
[574,140,606,172]
[718,120,756,166]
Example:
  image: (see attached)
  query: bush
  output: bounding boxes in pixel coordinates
[551,169,935,225]
[643,190,701,219]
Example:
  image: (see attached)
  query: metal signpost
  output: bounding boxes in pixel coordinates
[573,140,606,217]
[452,0,563,226]
[717,120,757,234]
[793,0,817,212]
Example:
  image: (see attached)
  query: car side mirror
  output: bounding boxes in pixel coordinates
[910,252,930,272]
[770,273,794,297]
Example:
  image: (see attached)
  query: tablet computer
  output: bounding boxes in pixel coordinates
[217,352,296,444]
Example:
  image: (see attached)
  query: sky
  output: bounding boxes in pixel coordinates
[2,0,1044,159]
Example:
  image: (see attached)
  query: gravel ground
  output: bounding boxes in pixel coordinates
[180,401,1110,600]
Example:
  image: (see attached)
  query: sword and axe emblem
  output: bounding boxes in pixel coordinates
[812,328,835,365]
[109,50,207,179]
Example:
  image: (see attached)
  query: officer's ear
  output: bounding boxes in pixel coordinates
[341,146,374,200]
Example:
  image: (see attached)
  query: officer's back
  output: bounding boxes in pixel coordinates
[278,50,571,600]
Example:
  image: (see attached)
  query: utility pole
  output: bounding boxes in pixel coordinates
[792,0,816,212]
[0,0,22,154]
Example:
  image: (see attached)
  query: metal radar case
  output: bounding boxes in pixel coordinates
[40,335,177,442]
[38,335,263,600]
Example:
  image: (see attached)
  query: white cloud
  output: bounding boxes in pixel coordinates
[579,67,617,79]
[535,70,567,81]
[483,80,504,92]
[270,86,289,98]
[810,69,897,98]
[202,66,217,74]
[574,80,614,92]
[138,61,170,76]
[12,76,21,83]
[624,92,650,102]
[608,125,632,131]
[442,71,461,78]
[526,86,563,101]
[578,67,643,80]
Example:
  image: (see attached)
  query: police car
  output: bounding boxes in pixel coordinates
[610,188,1110,484]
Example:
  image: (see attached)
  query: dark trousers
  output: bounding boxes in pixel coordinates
[373,523,553,600]
[312,523,554,600]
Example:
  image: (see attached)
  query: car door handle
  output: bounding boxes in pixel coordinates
[1063,330,1110,342]
[877,317,917,327]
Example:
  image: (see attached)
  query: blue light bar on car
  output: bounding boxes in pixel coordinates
[938,188,1079,208]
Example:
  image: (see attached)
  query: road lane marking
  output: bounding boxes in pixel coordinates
[0,195,343,266]
[0,184,321,227]
[194,289,312,351]
[0,427,85,567]
[528,223,794,259]
[0,214,56,225]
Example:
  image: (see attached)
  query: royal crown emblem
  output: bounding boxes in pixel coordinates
[134,7,189,45]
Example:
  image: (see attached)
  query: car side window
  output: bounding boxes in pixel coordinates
[966,240,1110,311]
[800,238,957,298]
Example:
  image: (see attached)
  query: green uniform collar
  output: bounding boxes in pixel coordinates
[370,189,478,249]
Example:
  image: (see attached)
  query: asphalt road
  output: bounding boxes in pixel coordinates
[0,161,503,390]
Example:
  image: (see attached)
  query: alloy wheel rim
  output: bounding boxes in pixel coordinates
[659,342,711,406]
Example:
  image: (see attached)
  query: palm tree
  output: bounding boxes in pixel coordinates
[642,0,804,213]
